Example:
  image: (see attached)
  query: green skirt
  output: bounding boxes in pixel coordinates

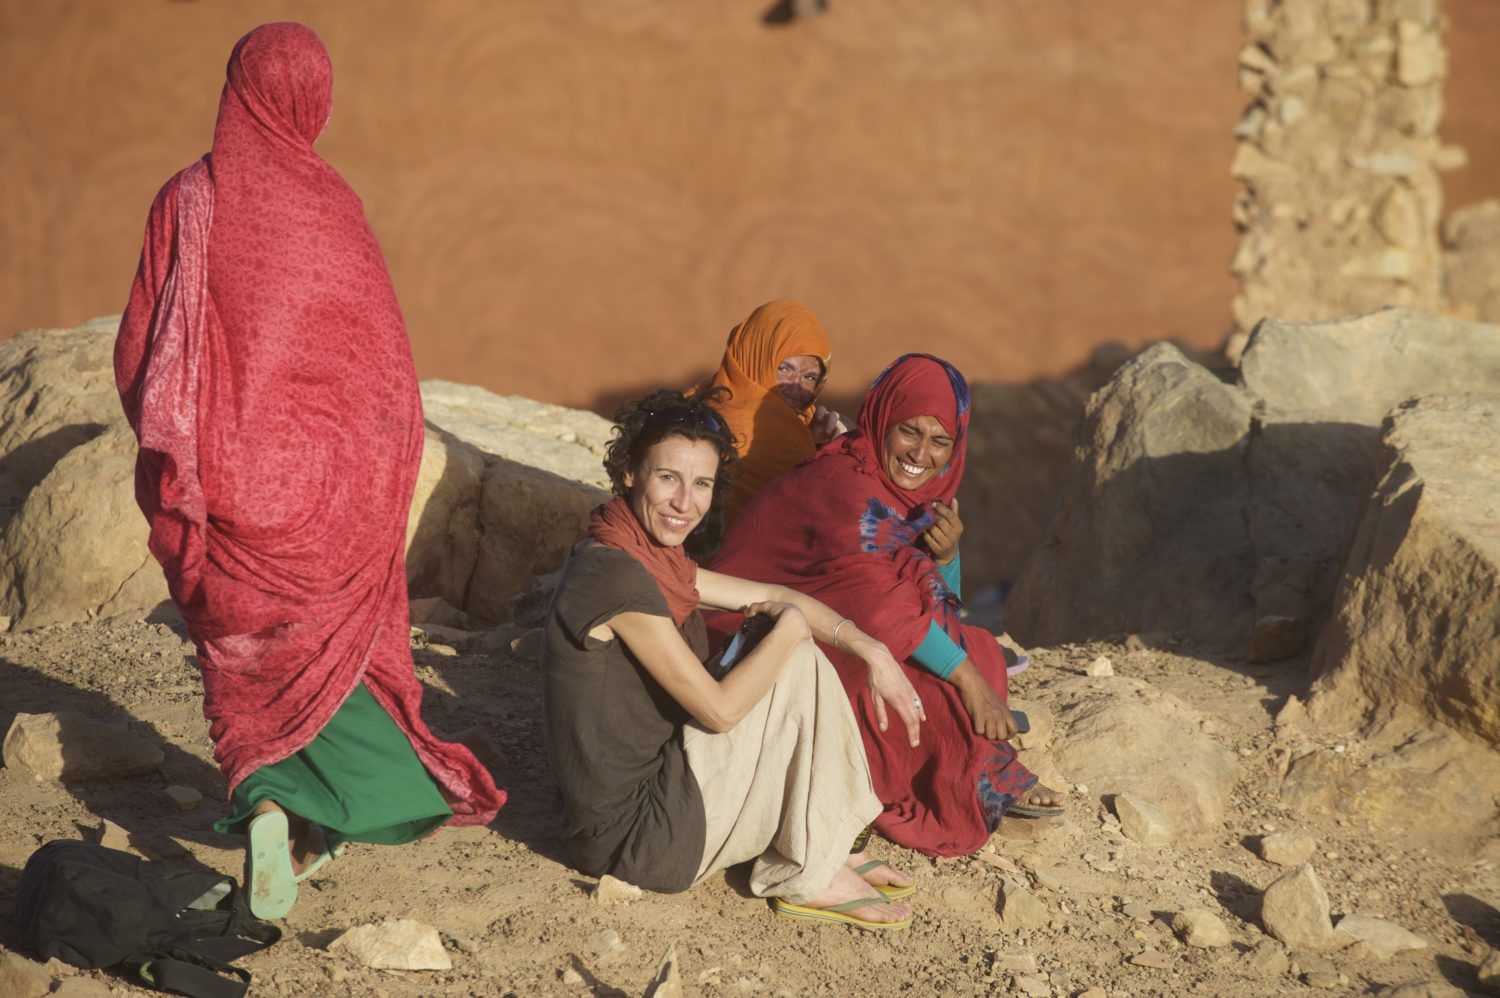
[214,683,452,845]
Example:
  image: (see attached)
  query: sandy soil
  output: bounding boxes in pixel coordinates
[2,615,1496,996]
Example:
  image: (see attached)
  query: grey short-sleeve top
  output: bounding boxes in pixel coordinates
[540,543,708,892]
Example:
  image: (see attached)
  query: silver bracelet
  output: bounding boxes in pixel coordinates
[832,618,851,648]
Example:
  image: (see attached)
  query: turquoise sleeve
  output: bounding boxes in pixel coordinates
[911,619,966,680]
[937,552,961,597]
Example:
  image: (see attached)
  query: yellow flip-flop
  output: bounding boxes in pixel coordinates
[853,860,917,900]
[771,896,912,931]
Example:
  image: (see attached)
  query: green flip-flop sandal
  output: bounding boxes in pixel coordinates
[245,810,297,919]
[853,860,917,900]
[294,824,346,884]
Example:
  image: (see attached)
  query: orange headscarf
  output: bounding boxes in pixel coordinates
[692,300,833,525]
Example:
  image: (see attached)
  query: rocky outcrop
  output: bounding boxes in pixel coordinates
[1010,309,1500,665]
[0,321,611,631]
[1230,0,1458,339]
[1006,343,1254,648]
[1306,394,1500,745]
[1045,673,1238,839]
[419,380,611,624]
[1444,198,1500,322]
[960,345,1132,591]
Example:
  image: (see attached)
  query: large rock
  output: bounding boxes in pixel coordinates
[1306,394,1500,747]
[1260,863,1335,951]
[1044,674,1237,838]
[0,424,166,630]
[3,710,164,780]
[329,918,451,971]
[1008,308,1500,664]
[1279,726,1500,844]
[1333,914,1427,961]
[1007,343,1254,647]
[960,344,1131,591]
[420,381,611,625]
[405,425,484,614]
[0,320,611,631]
[0,317,122,518]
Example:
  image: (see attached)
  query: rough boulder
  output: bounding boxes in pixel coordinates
[0,320,611,631]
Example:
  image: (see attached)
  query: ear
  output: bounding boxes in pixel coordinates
[623,468,636,490]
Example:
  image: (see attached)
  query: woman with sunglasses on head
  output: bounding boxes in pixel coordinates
[711,355,1066,860]
[690,300,848,528]
[541,389,924,931]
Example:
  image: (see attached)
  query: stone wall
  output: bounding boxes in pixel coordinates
[1230,0,1463,343]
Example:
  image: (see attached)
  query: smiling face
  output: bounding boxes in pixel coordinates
[623,435,721,547]
[774,354,826,411]
[882,414,955,491]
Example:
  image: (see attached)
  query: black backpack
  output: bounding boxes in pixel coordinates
[16,840,281,998]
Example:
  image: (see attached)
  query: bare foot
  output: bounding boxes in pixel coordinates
[250,799,321,876]
[1023,784,1066,808]
[848,849,913,892]
[796,864,911,925]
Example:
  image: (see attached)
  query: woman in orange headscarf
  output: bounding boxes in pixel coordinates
[693,300,846,526]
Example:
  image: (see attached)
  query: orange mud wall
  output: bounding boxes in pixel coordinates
[2,1,1496,412]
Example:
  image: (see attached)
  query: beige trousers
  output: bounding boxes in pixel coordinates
[685,640,881,904]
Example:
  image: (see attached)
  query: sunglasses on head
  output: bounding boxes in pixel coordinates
[644,406,727,436]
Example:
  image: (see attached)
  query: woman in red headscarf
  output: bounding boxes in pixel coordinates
[114,23,504,919]
[712,354,1064,857]
[692,300,846,526]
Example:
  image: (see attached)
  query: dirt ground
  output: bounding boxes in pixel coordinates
[2,612,1496,997]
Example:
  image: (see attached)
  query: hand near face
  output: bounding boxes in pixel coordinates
[923,498,963,566]
[810,404,847,447]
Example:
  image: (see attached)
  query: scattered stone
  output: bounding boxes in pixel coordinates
[1172,909,1231,948]
[51,980,112,997]
[996,881,1048,930]
[589,928,622,957]
[992,951,1037,974]
[591,875,642,904]
[1076,990,1107,998]
[329,919,452,971]
[1304,970,1342,989]
[644,942,682,998]
[995,815,1071,844]
[1113,794,1173,846]
[423,642,459,657]
[1261,863,1335,950]
[0,948,51,998]
[1124,633,1148,652]
[1245,939,1290,976]
[1085,655,1114,677]
[163,785,202,811]
[1257,830,1316,867]
[3,710,164,780]
[1130,950,1172,970]
[1121,901,1152,922]
[562,967,584,985]
[1334,914,1428,960]
[1478,949,1500,995]
[977,849,1020,875]
[1012,974,1051,996]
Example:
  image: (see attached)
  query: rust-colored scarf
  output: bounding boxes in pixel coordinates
[587,496,700,627]
[692,300,832,525]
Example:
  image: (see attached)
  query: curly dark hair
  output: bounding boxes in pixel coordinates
[603,388,741,514]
